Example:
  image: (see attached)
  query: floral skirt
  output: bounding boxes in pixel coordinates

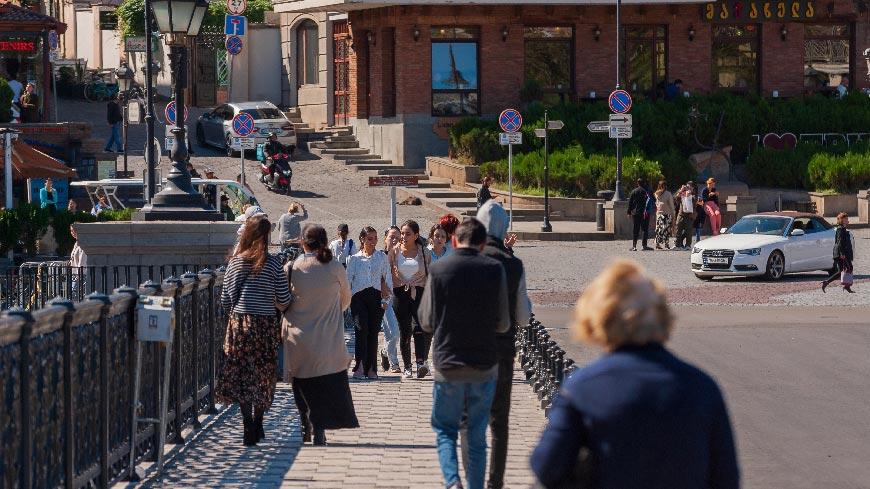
[655,213,673,246]
[216,313,280,411]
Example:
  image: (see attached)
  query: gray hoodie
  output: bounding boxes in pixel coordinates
[475,199,509,240]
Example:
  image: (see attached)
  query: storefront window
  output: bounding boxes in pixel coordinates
[712,25,759,93]
[524,26,573,92]
[804,24,850,93]
[0,35,44,119]
[622,26,666,99]
[431,27,479,116]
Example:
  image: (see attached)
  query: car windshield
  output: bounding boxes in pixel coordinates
[726,216,791,236]
[241,108,284,120]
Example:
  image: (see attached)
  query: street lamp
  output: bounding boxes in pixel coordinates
[137,0,222,221]
[115,64,134,178]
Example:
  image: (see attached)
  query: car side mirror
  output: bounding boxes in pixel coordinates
[791,229,805,236]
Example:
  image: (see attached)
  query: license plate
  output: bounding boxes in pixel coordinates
[704,257,729,264]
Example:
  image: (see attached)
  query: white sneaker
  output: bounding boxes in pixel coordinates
[403,368,413,379]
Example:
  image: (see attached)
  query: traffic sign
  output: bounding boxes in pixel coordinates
[232,113,255,136]
[164,101,188,125]
[368,176,419,187]
[499,132,522,145]
[546,120,564,130]
[499,109,522,133]
[226,0,246,15]
[609,114,632,126]
[609,126,633,139]
[231,137,256,149]
[165,137,175,151]
[49,51,59,63]
[225,35,243,56]
[608,90,632,114]
[587,121,610,132]
[225,15,246,36]
[48,30,58,51]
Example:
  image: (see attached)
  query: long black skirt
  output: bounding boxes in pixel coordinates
[293,370,360,430]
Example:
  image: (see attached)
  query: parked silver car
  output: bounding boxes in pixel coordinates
[195,101,297,156]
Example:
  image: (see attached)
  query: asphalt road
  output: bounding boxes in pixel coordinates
[535,305,870,489]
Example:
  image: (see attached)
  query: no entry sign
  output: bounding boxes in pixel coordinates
[499,109,522,133]
[232,113,254,137]
[608,90,632,114]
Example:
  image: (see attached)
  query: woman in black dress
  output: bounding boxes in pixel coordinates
[821,212,854,293]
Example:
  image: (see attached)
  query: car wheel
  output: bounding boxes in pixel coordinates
[694,274,714,281]
[225,134,237,157]
[765,251,785,280]
[196,124,206,147]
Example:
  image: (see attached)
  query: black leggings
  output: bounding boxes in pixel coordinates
[393,286,429,369]
[350,287,384,373]
[823,257,851,286]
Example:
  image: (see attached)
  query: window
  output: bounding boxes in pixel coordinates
[431,27,479,116]
[804,24,850,93]
[524,26,573,92]
[296,20,319,86]
[712,25,759,93]
[622,26,666,99]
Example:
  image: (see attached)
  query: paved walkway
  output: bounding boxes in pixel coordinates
[124,333,548,488]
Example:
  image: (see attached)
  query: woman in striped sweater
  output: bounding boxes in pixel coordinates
[217,215,292,446]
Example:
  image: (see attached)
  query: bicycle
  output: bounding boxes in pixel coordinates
[83,72,119,102]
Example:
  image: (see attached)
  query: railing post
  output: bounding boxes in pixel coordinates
[138,280,162,463]
[200,269,218,414]
[163,277,185,444]
[87,292,112,489]
[47,297,76,489]
[7,308,34,489]
[113,285,138,481]
[182,272,201,428]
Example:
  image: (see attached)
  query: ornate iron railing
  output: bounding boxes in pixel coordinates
[0,269,227,488]
[517,313,577,415]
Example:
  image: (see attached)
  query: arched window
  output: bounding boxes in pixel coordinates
[297,20,319,86]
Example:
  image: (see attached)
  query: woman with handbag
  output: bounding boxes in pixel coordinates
[283,224,358,446]
[217,215,292,446]
[821,212,855,293]
[389,219,432,379]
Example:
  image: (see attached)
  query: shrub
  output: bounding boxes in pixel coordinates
[456,127,504,165]
[808,149,870,192]
[0,78,13,123]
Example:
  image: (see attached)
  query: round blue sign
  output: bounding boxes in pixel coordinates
[499,109,522,133]
[608,90,632,114]
[232,113,255,137]
[164,101,188,124]
[226,35,243,56]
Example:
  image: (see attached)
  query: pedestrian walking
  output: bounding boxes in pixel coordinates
[465,200,531,489]
[277,202,308,250]
[104,94,123,152]
[380,225,402,373]
[419,218,511,489]
[821,212,855,293]
[328,223,357,266]
[388,220,433,379]
[654,180,675,250]
[477,176,494,208]
[530,259,739,489]
[627,178,654,251]
[674,182,696,250]
[346,226,392,380]
[702,177,722,236]
[427,223,451,262]
[217,215,292,446]
[282,224,359,446]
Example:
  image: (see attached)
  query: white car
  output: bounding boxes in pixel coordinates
[691,212,841,280]
[195,101,297,157]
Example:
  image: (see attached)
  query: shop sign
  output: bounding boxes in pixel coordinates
[0,41,36,52]
[704,0,815,21]
[125,36,158,53]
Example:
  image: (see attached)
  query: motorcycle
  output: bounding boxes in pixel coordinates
[258,153,293,195]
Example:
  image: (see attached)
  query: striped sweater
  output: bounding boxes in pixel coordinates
[221,254,292,316]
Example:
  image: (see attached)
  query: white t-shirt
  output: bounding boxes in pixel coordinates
[8,79,22,118]
[398,255,419,281]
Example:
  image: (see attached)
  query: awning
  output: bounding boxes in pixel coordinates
[0,140,78,179]
[275,0,709,14]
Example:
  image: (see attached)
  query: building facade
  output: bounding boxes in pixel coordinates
[278,0,870,168]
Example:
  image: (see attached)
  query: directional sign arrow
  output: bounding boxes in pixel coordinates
[547,120,565,130]
[534,128,547,138]
[587,121,610,132]
[609,115,631,124]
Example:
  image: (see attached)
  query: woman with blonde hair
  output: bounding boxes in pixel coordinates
[701,177,722,236]
[653,179,675,249]
[531,260,739,488]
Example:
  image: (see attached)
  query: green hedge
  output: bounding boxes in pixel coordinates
[0,207,134,257]
[745,140,870,191]
[807,148,870,192]
[480,145,663,198]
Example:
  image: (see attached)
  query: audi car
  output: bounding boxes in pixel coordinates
[690,212,842,280]
[195,101,297,157]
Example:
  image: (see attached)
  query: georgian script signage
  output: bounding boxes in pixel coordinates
[703,0,816,21]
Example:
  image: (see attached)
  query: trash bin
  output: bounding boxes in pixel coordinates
[596,202,605,231]
[596,190,615,201]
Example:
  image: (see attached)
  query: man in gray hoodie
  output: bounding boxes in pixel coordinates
[465,199,532,489]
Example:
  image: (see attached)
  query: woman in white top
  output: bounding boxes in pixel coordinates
[379,226,402,373]
[328,223,357,266]
[654,180,676,250]
[346,226,392,380]
[427,224,450,263]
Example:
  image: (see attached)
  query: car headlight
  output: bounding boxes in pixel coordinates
[691,246,702,254]
[737,248,761,256]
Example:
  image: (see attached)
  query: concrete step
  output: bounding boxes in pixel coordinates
[326,135,357,142]
[377,168,427,177]
[434,197,478,208]
[416,180,451,189]
[424,191,476,199]
[310,140,359,150]
[295,127,315,135]
[344,159,392,166]
[320,147,370,156]
[351,164,401,172]
[335,153,380,161]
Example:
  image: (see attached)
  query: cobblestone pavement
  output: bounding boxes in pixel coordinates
[125,332,547,488]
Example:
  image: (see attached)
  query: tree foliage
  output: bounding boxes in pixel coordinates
[116,0,273,37]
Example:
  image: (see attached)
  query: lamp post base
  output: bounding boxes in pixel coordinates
[133,208,225,222]
[541,220,553,233]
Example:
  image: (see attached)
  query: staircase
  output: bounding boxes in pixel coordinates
[396,181,561,221]
[307,128,427,178]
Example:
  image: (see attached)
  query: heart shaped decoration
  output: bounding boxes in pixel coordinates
[762,132,797,149]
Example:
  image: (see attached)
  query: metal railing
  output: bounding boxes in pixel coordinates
[517,313,577,415]
[0,270,227,488]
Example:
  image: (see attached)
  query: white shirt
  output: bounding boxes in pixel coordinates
[398,255,419,281]
[680,193,694,213]
[346,250,392,296]
[329,238,357,265]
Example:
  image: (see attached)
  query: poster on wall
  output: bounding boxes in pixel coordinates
[28,177,69,210]
[97,160,116,180]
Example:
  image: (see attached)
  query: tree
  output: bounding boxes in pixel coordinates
[116,0,273,37]
[0,78,13,123]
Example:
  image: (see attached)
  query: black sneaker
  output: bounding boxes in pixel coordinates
[416,362,429,379]
[380,348,390,372]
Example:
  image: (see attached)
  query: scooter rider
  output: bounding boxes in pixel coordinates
[263,132,287,183]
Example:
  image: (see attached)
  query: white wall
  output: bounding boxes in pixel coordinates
[248,27,281,102]
[74,9,93,66]
[100,29,121,69]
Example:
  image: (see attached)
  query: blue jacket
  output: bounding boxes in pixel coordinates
[531,344,739,489]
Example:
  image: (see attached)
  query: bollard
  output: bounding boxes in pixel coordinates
[596,202,605,231]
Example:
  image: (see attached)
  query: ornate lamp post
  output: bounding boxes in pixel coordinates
[136,0,221,221]
[114,64,134,178]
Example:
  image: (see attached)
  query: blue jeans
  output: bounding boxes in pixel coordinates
[381,303,399,366]
[105,122,122,151]
[432,379,496,489]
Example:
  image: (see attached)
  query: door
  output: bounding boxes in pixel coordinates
[195,43,217,107]
[333,21,350,127]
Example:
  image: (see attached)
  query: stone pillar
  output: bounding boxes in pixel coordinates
[604,200,631,240]
[724,195,758,228]
[858,190,870,224]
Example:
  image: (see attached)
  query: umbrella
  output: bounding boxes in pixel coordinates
[0,139,78,179]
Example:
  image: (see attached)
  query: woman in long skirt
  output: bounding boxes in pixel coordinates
[217,215,292,446]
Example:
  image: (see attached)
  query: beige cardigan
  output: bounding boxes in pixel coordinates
[281,256,352,381]
[387,243,431,290]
